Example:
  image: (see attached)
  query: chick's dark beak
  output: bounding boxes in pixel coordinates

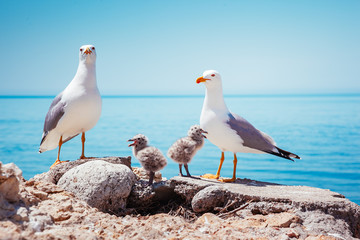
[128,139,136,147]
[200,129,208,138]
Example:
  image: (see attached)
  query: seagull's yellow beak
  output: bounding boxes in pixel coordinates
[84,47,92,55]
[196,76,210,84]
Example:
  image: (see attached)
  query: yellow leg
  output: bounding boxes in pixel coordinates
[220,154,237,182]
[80,132,86,159]
[201,152,225,179]
[50,136,65,169]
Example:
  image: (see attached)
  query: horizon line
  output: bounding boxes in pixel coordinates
[0,93,360,99]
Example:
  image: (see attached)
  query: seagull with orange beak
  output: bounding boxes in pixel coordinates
[196,70,300,182]
[39,45,102,168]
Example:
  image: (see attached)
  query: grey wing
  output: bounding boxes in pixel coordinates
[226,112,275,153]
[40,93,65,145]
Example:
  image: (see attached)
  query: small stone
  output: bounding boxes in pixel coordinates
[195,213,223,225]
[29,210,53,232]
[0,176,20,203]
[0,220,21,239]
[30,189,48,200]
[25,179,35,186]
[132,167,163,182]
[35,181,64,194]
[51,211,71,222]
[243,215,268,228]
[1,162,23,180]
[0,162,24,203]
[267,212,300,228]
[191,186,227,212]
[59,202,73,212]
[305,235,337,240]
[287,229,300,238]
[12,207,29,222]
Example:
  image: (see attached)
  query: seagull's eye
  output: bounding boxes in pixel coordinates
[91,47,95,50]
[211,74,215,77]
[80,48,83,52]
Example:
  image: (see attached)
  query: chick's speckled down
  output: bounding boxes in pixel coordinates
[136,146,167,173]
[168,137,203,164]
[167,125,205,164]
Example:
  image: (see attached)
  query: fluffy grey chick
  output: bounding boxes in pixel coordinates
[128,134,167,185]
[167,125,207,177]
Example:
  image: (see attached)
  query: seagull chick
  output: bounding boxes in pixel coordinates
[39,45,102,168]
[167,125,207,177]
[196,70,300,182]
[128,134,167,185]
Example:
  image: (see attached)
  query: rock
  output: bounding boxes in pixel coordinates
[32,156,132,184]
[298,210,354,239]
[170,176,212,203]
[119,213,191,239]
[241,214,268,228]
[57,160,136,212]
[127,181,155,209]
[0,162,23,180]
[0,221,21,240]
[287,229,300,238]
[305,236,338,240]
[0,176,20,203]
[171,176,360,238]
[132,167,164,182]
[0,161,25,221]
[250,201,293,215]
[12,207,29,222]
[127,180,176,211]
[28,208,53,232]
[0,162,23,203]
[266,212,300,228]
[195,212,223,225]
[191,186,228,212]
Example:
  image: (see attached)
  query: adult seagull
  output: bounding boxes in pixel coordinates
[196,70,300,182]
[39,45,102,168]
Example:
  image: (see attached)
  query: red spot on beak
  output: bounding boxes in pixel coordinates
[196,76,209,84]
[84,48,92,55]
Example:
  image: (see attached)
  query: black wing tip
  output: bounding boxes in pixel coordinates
[289,153,301,160]
[268,147,301,161]
[40,131,48,146]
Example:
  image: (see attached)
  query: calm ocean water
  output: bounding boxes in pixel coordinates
[0,95,359,205]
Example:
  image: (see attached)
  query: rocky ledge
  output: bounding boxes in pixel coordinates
[0,157,359,240]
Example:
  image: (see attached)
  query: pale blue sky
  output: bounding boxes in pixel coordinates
[0,0,359,95]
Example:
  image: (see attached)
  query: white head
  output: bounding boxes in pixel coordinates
[79,44,97,64]
[196,70,222,89]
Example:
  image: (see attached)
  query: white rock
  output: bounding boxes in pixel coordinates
[29,208,53,232]
[0,162,23,203]
[57,160,136,212]
[12,207,29,221]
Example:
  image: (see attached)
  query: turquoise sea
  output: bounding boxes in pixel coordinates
[1,95,359,205]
